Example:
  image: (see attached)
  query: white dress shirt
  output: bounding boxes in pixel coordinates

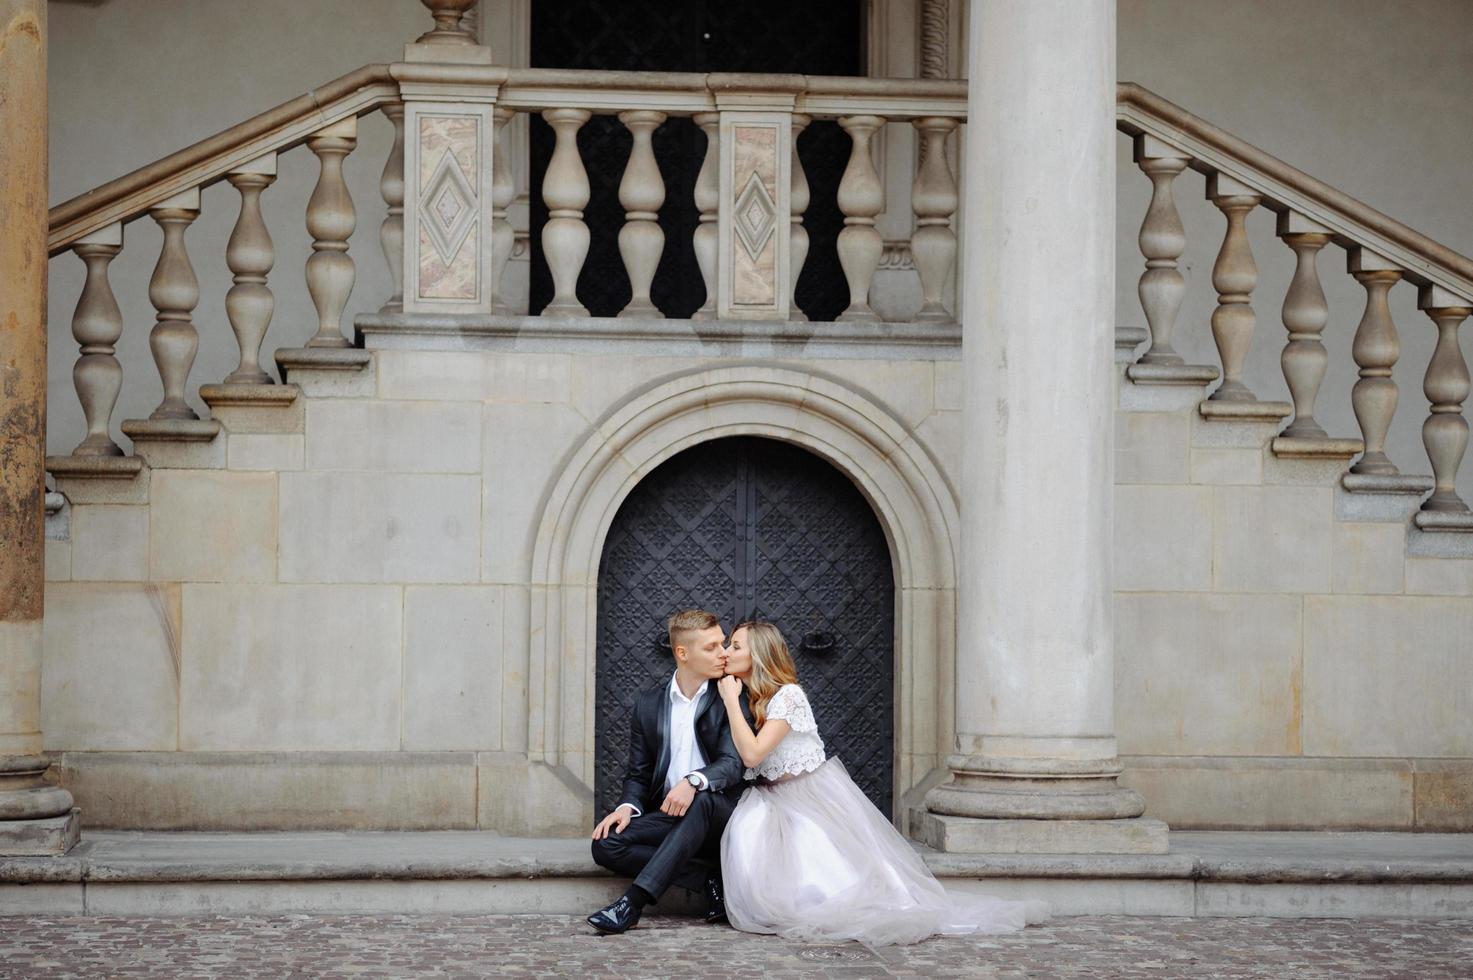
[664,674,710,796]
[618,673,709,816]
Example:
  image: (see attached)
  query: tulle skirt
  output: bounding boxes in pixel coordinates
[720,757,1049,946]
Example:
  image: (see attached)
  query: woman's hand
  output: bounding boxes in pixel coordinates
[717,674,743,704]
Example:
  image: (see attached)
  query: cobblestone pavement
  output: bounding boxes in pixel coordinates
[2,914,1471,979]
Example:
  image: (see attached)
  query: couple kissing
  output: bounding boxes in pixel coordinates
[588,609,1046,946]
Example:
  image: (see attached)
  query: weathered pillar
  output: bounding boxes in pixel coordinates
[0,0,80,855]
[916,0,1166,854]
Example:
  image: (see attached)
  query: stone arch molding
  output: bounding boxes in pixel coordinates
[526,364,960,811]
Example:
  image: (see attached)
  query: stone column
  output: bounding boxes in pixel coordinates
[0,0,80,855]
[917,0,1166,854]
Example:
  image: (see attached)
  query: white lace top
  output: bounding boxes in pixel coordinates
[746,684,827,781]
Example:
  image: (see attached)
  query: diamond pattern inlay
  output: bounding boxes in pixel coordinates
[733,171,777,262]
[421,148,479,265]
[434,186,464,226]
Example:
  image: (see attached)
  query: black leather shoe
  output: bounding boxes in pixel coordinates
[587,896,641,934]
[702,875,727,924]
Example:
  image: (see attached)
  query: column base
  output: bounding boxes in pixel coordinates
[912,810,1168,854]
[0,807,81,856]
[919,755,1167,853]
[0,757,81,856]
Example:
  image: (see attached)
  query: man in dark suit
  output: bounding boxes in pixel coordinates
[587,608,746,934]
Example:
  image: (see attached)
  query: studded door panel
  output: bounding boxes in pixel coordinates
[595,437,895,817]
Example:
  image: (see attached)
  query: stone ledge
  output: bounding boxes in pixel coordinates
[44,455,145,480]
[912,812,1170,855]
[1414,510,1473,533]
[4,830,1472,887]
[119,419,225,469]
[120,419,221,443]
[1198,399,1293,423]
[1126,362,1220,386]
[274,348,375,397]
[274,348,374,372]
[199,383,300,407]
[200,383,304,435]
[47,456,150,505]
[1342,472,1434,495]
[1271,436,1364,460]
[354,312,963,361]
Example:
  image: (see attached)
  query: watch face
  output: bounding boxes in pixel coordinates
[687,775,700,787]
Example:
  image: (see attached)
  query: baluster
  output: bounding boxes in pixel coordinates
[379,101,406,313]
[1134,135,1190,365]
[1417,287,1472,516]
[616,110,667,318]
[68,224,125,455]
[541,107,592,317]
[787,114,811,323]
[1205,173,1261,401]
[145,188,201,420]
[223,155,277,385]
[305,117,357,348]
[491,106,516,313]
[691,112,720,320]
[1277,211,1333,439]
[417,0,477,45]
[836,114,886,322]
[911,116,959,322]
[1347,249,1404,475]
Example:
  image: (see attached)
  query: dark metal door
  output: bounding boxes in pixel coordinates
[595,437,896,818]
[529,0,862,320]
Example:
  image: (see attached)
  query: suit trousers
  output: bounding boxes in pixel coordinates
[591,791,738,900]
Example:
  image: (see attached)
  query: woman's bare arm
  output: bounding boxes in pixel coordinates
[718,676,791,768]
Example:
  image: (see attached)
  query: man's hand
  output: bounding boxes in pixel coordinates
[717,675,743,703]
[660,779,697,817]
[592,806,632,841]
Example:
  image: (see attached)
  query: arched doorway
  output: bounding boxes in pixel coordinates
[595,436,896,818]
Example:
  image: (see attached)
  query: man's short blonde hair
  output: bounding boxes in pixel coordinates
[668,608,721,655]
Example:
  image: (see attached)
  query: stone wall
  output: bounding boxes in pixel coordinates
[1113,385,1473,831]
[39,346,1473,831]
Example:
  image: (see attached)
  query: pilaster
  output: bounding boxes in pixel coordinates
[0,0,80,855]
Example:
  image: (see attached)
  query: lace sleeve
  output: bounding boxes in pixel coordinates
[767,685,817,733]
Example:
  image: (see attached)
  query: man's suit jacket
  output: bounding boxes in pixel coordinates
[618,679,749,815]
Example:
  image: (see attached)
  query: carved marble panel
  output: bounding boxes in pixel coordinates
[718,114,791,319]
[404,104,495,313]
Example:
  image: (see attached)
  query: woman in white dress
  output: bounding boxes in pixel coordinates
[715,621,1048,946]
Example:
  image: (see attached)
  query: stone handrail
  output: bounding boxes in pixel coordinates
[1116,82,1473,301]
[1115,84,1473,530]
[48,66,399,255]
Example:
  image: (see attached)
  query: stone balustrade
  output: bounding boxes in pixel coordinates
[39,59,1473,533]
[1117,86,1473,531]
[42,64,967,488]
[480,70,967,323]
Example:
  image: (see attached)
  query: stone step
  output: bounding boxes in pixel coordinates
[2,830,1470,919]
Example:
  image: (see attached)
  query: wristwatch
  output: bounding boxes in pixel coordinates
[685,773,703,791]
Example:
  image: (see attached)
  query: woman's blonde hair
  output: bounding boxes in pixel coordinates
[734,621,799,727]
